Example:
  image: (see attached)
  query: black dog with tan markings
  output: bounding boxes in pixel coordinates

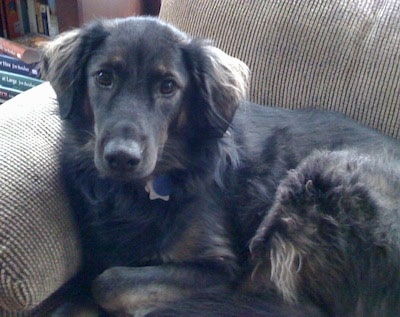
[43,17,400,316]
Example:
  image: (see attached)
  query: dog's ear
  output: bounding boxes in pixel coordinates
[183,40,250,138]
[41,23,109,119]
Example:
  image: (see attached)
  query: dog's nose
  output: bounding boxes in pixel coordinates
[103,140,142,171]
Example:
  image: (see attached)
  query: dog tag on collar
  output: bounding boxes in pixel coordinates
[145,175,173,201]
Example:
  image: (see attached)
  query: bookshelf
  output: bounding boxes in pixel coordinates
[0,0,161,103]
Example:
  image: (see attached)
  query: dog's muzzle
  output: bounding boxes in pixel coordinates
[103,139,142,173]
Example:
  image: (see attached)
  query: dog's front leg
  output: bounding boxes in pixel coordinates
[92,264,230,315]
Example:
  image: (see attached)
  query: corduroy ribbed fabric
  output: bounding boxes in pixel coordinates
[1,0,400,314]
[160,0,400,139]
[0,83,81,313]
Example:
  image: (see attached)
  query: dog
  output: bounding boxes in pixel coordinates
[42,17,400,316]
[250,150,400,316]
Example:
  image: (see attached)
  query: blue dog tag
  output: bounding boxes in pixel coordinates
[145,175,173,201]
[153,175,173,196]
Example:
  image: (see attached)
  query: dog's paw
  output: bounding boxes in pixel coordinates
[92,267,141,314]
[249,151,377,303]
[249,167,315,260]
[250,150,357,262]
[92,266,189,316]
[249,154,354,303]
[249,171,314,303]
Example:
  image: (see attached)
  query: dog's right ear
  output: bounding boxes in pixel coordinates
[41,23,109,119]
[182,40,249,138]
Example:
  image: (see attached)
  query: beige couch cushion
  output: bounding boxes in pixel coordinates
[0,83,81,312]
[160,0,400,140]
[1,0,400,314]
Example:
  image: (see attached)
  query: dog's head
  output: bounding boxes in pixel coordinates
[42,17,249,181]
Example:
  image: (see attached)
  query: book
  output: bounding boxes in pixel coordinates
[0,68,43,91]
[0,33,49,63]
[39,2,47,35]
[2,0,24,38]
[34,0,42,34]
[0,0,9,37]
[16,0,29,34]
[26,0,37,33]
[0,83,20,100]
[0,53,39,78]
[42,1,57,37]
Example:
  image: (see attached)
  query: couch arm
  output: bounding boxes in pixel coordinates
[0,83,81,312]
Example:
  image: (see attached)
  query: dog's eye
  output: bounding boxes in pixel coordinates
[95,70,114,88]
[160,79,177,95]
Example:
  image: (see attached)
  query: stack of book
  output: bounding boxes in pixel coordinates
[0,0,59,103]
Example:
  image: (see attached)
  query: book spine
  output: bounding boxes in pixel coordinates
[39,3,47,35]
[26,0,36,33]
[0,0,8,37]
[34,0,43,34]
[46,1,57,37]
[0,36,25,59]
[0,0,4,37]
[16,0,29,33]
[0,83,20,100]
[0,36,42,64]
[0,69,42,91]
[3,0,23,38]
[0,53,39,78]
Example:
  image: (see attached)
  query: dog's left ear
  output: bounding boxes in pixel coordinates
[183,41,249,138]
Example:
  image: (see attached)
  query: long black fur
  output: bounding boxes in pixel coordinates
[42,17,400,316]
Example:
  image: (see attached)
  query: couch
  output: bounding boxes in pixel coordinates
[1,0,399,315]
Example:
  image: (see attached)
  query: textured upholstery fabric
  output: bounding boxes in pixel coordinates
[0,83,81,313]
[160,0,400,140]
[1,0,400,314]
